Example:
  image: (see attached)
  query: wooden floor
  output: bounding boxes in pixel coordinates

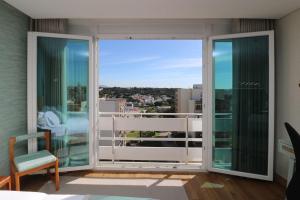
[21,170,285,200]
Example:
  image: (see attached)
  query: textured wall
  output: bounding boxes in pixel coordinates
[275,8,300,179]
[0,0,29,175]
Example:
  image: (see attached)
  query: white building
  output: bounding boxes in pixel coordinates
[192,84,202,101]
[176,89,192,113]
[176,84,202,113]
[99,98,126,113]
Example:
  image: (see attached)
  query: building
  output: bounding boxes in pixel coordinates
[98,98,126,113]
[176,84,202,113]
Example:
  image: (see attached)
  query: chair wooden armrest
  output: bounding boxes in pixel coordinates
[9,130,59,191]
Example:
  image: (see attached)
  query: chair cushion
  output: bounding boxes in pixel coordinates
[14,150,57,172]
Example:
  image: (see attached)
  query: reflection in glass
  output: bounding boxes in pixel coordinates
[36,37,89,168]
[212,36,269,175]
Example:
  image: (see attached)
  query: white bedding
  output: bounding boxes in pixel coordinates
[0,191,155,200]
[0,191,87,200]
[38,111,89,136]
[65,114,89,135]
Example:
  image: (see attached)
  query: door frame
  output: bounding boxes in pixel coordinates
[27,32,96,171]
[207,31,275,181]
[96,34,208,171]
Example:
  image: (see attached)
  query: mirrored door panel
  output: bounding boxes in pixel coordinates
[209,32,274,180]
[36,36,90,168]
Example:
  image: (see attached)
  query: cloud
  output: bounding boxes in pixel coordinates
[103,56,160,65]
[150,58,202,70]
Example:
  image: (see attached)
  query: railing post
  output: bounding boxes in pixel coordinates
[112,114,115,164]
[185,115,189,164]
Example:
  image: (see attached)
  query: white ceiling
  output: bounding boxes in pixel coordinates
[4,0,300,19]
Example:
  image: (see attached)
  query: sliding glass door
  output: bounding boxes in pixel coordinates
[28,32,95,170]
[208,31,274,180]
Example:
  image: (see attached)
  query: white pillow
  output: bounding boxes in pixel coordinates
[37,112,46,127]
[44,111,60,128]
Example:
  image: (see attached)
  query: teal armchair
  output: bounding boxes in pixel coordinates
[9,131,59,191]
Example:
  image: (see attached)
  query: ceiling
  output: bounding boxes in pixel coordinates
[4,0,300,19]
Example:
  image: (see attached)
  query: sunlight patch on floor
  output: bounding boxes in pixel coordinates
[155,180,185,187]
[201,182,224,189]
[66,177,185,187]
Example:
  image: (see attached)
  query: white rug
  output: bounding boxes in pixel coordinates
[39,176,189,200]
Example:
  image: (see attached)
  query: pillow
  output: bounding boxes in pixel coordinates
[44,111,60,128]
[37,112,47,127]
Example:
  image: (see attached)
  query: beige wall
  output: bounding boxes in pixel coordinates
[275,8,300,179]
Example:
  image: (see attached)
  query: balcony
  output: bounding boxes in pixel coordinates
[96,112,203,169]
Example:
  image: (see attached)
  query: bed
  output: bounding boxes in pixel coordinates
[0,191,154,200]
[38,111,89,136]
[37,111,89,167]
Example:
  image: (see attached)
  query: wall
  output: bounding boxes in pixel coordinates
[0,0,29,175]
[275,9,300,179]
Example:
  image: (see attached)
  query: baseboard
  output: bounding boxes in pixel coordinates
[275,173,287,187]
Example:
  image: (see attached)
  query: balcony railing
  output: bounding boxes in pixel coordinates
[96,112,203,168]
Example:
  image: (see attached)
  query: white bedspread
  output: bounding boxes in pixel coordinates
[38,112,89,136]
[0,191,87,200]
[0,191,154,200]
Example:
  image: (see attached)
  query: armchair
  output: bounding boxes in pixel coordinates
[9,131,59,191]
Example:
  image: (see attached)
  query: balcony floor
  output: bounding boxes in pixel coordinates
[22,171,285,200]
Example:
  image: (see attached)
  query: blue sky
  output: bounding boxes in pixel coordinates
[98,40,202,88]
[213,41,233,90]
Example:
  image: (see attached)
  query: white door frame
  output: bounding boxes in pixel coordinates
[97,34,208,171]
[27,32,96,172]
[207,31,275,181]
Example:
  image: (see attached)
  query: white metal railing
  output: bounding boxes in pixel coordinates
[96,112,203,166]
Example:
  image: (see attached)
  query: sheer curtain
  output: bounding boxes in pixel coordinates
[232,19,275,33]
[30,19,68,33]
[37,37,67,122]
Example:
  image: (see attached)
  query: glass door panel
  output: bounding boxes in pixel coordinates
[36,36,90,168]
[209,32,274,180]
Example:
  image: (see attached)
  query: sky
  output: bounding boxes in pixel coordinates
[98,40,202,88]
[213,41,233,90]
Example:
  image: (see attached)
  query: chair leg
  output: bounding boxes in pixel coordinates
[15,174,20,191]
[55,160,59,191]
[10,167,15,190]
[47,168,51,180]
[8,178,11,190]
